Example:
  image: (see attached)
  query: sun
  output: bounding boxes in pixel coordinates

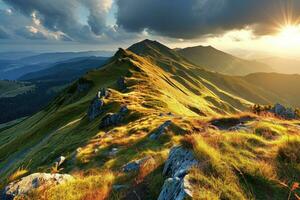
[276,25,300,48]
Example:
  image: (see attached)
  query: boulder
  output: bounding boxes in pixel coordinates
[2,173,74,200]
[99,113,123,128]
[149,120,172,140]
[271,103,296,119]
[157,147,198,200]
[99,106,129,128]
[87,98,104,121]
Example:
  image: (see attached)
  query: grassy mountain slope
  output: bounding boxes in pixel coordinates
[178,45,273,75]
[0,40,299,199]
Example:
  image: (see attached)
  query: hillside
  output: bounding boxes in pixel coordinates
[0,80,34,98]
[177,45,273,75]
[0,40,299,200]
[0,57,107,124]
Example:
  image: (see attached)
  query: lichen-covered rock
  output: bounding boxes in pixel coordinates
[163,147,198,177]
[157,147,198,200]
[87,97,104,121]
[149,120,172,140]
[157,175,193,200]
[2,173,74,200]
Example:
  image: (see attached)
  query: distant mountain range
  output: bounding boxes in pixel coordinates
[0,50,114,80]
[0,56,108,123]
[177,45,273,75]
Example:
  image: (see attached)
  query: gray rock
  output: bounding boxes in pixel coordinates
[157,176,193,200]
[54,156,66,167]
[157,147,198,200]
[123,157,150,173]
[97,88,110,99]
[163,147,198,177]
[108,148,119,156]
[99,106,129,128]
[99,113,123,128]
[271,103,296,119]
[149,120,172,140]
[117,77,127,91]
[2,173,74,200]
[87,97,104,121]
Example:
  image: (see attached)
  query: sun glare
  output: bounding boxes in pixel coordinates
[276,25,300,48]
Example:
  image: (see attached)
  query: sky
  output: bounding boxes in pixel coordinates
[1,0,300,58]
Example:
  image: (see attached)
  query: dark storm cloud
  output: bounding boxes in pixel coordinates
[3,0,92,41]
[116,0,300,38]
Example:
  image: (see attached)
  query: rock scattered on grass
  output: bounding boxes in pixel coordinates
[99,106,129,128]
[2,173,74,200]
[122,157,151,173]
[149,120,172,140]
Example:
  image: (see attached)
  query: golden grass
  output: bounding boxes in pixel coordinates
[8,166,29,182]
[30,171,114,200]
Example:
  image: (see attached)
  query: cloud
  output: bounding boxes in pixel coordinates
[116,0,300,39]
[0,27,10,39]
[2,0,117,41]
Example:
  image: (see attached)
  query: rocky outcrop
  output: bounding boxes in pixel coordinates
[271,103,297,119]
[99,106,129,128]
[87,88,110,121]
[2,173,74,200]
[149,120,172,140]
[157,147,198,200]
[87,97,104,121]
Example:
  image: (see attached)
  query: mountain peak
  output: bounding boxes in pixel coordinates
[127,39,182,61]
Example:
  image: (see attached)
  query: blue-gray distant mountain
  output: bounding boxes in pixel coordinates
[0,50,114,80]
[0,56,108,124]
